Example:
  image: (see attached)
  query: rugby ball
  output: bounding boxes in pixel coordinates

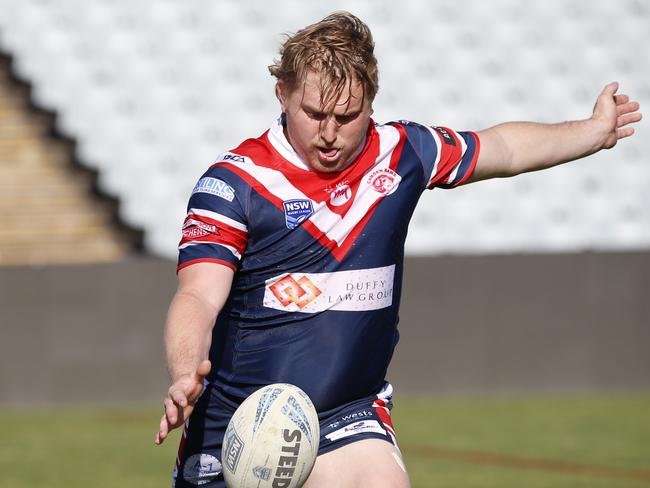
[222,383,320,488]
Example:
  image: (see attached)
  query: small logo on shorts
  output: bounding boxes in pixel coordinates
[325,420,386,442]
[283,199,314,229]
[183,453,222,486]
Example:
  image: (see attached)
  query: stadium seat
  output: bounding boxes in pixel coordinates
[0,0,647,257]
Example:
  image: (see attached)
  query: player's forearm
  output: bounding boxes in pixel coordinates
[164,289,220,382]
[473,118,609,181]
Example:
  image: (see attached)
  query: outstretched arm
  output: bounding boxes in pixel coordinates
[155,262,234,445]
[469,82,642,183]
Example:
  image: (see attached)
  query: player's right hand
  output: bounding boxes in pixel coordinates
[591,81,642,150]
[155,359,211,445]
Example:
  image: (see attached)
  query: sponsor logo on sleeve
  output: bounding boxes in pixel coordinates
[283,199,314,229]
[182,219,219,238]
[183,453,222,486]
[192,177,235,202]
[366,168,400,196]
[432,126,456,146]
[263,265,395,313]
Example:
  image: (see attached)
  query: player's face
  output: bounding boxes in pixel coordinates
[278,71,373,173]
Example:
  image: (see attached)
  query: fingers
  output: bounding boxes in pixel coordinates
[617,127,636,140]
[602,81,619,96]
[155,362,211,444]
[614,94,629,105]
[169,386,189,408]
[618,111,643,127]
[156,396,190,445]
[616,100,641,116]
[156,413,169,445]
[163,388,187,428]
[195,359,212,380]
[165,395,182,423]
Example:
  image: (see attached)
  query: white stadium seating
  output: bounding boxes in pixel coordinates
[0,0,647,257]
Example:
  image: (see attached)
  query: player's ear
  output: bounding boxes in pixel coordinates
[366,94,374,117]
[276,81,288,112]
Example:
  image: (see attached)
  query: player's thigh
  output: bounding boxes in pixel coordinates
[304,438,410,488]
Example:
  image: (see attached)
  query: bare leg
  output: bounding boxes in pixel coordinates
[304,439,410,488]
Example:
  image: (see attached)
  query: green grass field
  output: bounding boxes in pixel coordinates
[1,392,648,487]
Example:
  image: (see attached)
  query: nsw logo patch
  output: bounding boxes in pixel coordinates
[283,199,314,229]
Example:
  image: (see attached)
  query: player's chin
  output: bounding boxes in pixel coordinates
[310,156,347,173]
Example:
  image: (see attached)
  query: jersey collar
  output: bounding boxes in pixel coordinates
[267,114,311,170]
[266,114,371,172]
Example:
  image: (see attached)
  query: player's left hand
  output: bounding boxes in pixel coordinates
[592,81,642,150]
[155,359,211,445]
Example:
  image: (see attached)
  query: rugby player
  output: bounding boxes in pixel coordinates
[155,11,641,488]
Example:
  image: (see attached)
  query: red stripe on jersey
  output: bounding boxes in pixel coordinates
[218,161,342,255]
[177,258,237,273]
[429,126,463,187]
[215,123,405,262]
[180,213,248,255]
[329,125,406,261]
[232,123,379,218]
[455,131,480,186]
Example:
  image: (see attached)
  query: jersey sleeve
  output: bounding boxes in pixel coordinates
[177,164,249,273]
[399,121,480,190]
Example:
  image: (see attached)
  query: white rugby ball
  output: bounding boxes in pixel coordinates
[222,383,320,488]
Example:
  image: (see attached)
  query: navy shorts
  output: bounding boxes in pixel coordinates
[172,382,399,487]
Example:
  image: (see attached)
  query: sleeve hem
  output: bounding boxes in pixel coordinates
[177,258,238,274]
[455,131,481,187]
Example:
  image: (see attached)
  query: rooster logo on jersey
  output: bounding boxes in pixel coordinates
[326,181,353,207]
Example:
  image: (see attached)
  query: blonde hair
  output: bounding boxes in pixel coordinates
[269,11,379,105]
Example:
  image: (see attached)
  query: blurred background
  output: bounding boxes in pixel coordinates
[0,1,648,486]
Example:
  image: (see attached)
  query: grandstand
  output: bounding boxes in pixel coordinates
[0,53,141,265]
[0,0,647,260]
[0,1,648,404]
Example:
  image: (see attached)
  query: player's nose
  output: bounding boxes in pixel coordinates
[319,117,338,144]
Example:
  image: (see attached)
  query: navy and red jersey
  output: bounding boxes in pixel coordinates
[178,117,479,413]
